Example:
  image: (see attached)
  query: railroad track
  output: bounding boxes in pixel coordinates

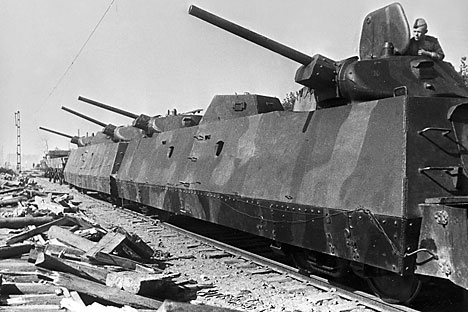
[72,190,421,312]
[162,221,418,312]
[39,178,467,311]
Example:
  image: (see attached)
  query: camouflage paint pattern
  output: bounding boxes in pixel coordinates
[114,94,468,276]
[61,2,468,292]
[64,141,127,195]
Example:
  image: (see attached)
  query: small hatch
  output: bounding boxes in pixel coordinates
[411,60,437,79]
[233,102,247,111]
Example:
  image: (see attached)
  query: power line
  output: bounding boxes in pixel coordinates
[46,0,117,100]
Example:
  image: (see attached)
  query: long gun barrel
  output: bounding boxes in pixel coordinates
[39,126,83,146]
[61,106,107,128]
[39,127,73,139]
[188,5,313,65]
[78,95,161,136]
[78,96,139,119]
[189,5,340,103]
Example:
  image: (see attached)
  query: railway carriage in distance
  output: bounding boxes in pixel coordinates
[40,149,70,184]
[62,3,468,304]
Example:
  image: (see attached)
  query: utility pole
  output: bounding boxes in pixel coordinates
[15,111,21,172]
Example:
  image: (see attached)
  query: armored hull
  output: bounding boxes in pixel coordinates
[64,141,127,195]
[114,94,468,280]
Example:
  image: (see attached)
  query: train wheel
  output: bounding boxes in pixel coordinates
[367,271,422,304]
[290,248,349,278]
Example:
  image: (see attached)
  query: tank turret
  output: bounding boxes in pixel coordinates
[189,4,468,108]
[61,106,142,142]
[77,96,160,136]
[38,126,84,146]
[78,95,204,133]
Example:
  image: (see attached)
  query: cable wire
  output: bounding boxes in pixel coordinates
[46,0,117,100]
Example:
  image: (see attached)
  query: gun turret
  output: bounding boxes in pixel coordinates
[61,106,143,142]
[188,5,339,105]
[61,106,117,137]
[77,96,160,136]
[189,4,468,107]
[39,126,84,146]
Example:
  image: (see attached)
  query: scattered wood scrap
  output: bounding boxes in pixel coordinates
[0,243,34,259]
[54,272,162,309]
[0,179,239,312]
[0,175,78,217]
[6,216,72,244]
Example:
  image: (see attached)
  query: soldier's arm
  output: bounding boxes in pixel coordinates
[427,38,445,61]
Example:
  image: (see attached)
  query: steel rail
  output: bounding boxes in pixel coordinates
[84,194,420,312]
[161,221,419,312]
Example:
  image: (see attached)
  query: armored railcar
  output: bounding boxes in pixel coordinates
[115,3,468,303]
[60,106,144,195]
[62,3,468,304]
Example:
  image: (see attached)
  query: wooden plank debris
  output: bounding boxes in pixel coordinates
[0,270,55,283]
[88,251,158,271]
[0,187,24,195]
[35,252,107,284]
[33,195,65,216]
[0,216,56,229]
[0,259,38,272]
[53,272,162,309]
[0,196,27,207]
[6,216,72,245]
[106,271,170,296]
[0,293,62,306]
[85,231,127,257]
[0,177,243,311]
[114,227,154,259]
[43,242,86,261]
[0,243,33,259]
[0,282,58,295]
[47,225,96,252]
[66,214,102,230]
[0,304,62,311]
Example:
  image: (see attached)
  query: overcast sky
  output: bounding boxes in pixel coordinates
[0,0,467,168]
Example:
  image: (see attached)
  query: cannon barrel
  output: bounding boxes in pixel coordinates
[78,95,163,136]
[188,5,313,65]
[39,126,83,146]
[78,96,139,119]
[61,106,107,128]
[39,127,74,139]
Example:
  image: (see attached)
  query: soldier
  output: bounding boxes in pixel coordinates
[406,18,444,61]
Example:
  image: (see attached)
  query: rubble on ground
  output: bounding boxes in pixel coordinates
[0,176,240,311]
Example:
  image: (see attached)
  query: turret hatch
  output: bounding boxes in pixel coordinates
[359,2,410,60]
